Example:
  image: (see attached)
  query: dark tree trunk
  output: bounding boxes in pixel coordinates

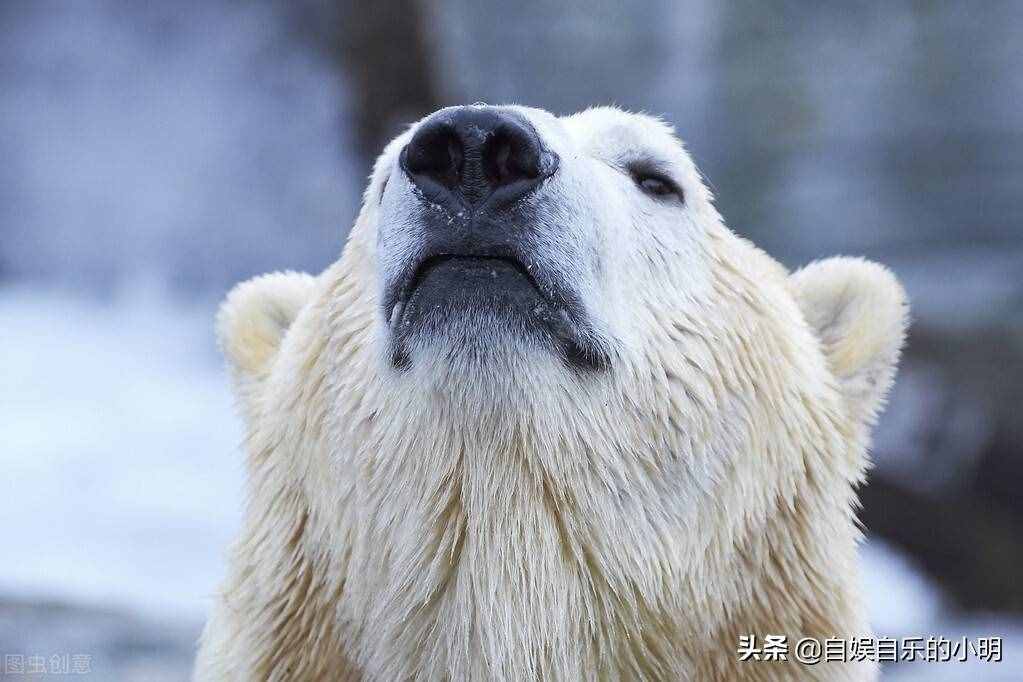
[290,0,445,170]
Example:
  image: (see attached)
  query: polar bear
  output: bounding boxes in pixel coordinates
[195,105,907,681]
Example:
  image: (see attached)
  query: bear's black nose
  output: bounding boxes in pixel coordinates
[401,106,558,210]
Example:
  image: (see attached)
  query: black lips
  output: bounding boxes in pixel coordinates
[393,254,543,330]
[385,246,609,374]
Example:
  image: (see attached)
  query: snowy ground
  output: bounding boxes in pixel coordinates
[861,541,1023,680]
[0,285,242,626]
[1,286,1018,679]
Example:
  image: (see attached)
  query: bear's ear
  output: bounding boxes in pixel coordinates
[790,257,909,426]
[217,271,317,385]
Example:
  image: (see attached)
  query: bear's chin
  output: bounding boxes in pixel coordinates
[388,309,605,375]
[394,254,544,328]
[386,259,609,374]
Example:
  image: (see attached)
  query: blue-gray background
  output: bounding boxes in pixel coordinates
[1,1,1020,679]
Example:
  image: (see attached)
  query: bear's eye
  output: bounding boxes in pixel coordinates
[630,168,683,202]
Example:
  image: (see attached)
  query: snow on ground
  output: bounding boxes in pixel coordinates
[1,287,1019,678]
[1,285,242,625]
[862,537,946,636]
[863,539,1022,679]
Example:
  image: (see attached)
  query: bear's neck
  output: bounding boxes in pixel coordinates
[237,278,872,679]
[309,379,871,680]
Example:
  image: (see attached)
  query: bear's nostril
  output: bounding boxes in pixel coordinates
[484,129,541,188]
[403,125,463,190]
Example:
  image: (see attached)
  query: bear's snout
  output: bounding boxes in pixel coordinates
[400,105,559,214]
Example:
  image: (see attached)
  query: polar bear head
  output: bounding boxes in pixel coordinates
[208,105,907,680]
[223,105,905,428]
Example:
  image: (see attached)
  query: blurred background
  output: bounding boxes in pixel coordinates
[1,1,1020,679]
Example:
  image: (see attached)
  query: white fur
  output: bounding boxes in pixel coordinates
[195,106,908,681]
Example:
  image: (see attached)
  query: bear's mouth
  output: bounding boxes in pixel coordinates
[385,251,609,372]
[389,254,542,327]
